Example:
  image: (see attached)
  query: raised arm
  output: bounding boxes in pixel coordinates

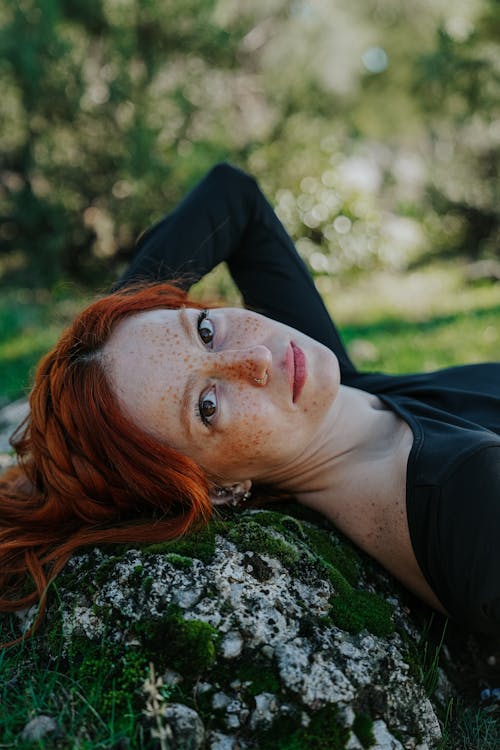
[115,163,356,376]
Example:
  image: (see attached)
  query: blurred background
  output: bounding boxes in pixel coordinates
[1,0,499,405]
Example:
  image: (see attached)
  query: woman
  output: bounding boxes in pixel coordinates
[1,163,499,641]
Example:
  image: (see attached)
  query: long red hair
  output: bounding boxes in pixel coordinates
[0,283,213,644]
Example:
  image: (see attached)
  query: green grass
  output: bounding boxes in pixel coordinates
[0,286,92,405]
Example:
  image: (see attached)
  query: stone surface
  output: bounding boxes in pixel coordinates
[161,704,205,750]
[0,398,28,456]
[21,715,58,742]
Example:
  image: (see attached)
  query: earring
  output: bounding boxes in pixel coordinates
[212,485,252,507]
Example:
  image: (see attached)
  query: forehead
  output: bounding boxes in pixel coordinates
[103,308,187,427]
[106,308,186,357]
[113,308,179,337]
[104,309,183,382]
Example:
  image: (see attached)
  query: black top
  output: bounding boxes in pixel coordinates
[345,365,500,633]
[117,162,500,634]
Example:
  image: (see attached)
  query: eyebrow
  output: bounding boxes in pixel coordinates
[179,308,196,438]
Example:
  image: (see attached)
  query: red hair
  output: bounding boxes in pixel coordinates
[0,283,213,645]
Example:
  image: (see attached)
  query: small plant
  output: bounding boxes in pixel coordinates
[142,662,174,750]
[417,615,448,697]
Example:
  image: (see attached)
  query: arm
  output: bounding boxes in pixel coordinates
[115,163,356,376]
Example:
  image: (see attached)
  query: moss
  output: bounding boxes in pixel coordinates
[260,704,349,750]
[213,650,282,699]
[300,525,361,585]
[142,522,217,563]
[225,511,394,638]
[164,552,194,570]
[133,604,220,678]
[244,509,306,539]
[353,712,376,748]
[63,604,220,717]
[226,520,300,567]
[236,659,280,698]
[128,563,144,585]
[329,590,394,637]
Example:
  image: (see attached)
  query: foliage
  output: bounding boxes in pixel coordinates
[0,0,498,289]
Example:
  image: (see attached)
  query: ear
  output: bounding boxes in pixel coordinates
[209,479,252,507]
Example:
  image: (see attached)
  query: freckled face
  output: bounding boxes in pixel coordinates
[103,307,340,483]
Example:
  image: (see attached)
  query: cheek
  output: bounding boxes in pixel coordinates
[220,393,276,465]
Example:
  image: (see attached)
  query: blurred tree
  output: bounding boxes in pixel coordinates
[0,0,244,286]
[413,0,500,263]
[0,0,495,289]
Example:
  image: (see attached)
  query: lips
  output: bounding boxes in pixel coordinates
[288,342,307,403]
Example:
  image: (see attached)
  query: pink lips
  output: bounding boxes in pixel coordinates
[287,342,307,403]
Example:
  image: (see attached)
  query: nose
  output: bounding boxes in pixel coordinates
[211,345,272,385]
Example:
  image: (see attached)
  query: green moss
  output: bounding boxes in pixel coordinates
[329,590,394,637]
[133,604,220,678]
[63,604,220,716]
[225,511,394,638]
[212,650,282,700]
[353,712,376,748]
[244,510,306,538]
[128,563,144,585]
[260,704,349,750]
[165,552,194,569]
[226,520,300,567]
[301,525,361,585]
[142,522,217,563]
[235,660,280,697]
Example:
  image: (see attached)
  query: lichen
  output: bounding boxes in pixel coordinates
[14,507,442,749]
[221,510,394,638]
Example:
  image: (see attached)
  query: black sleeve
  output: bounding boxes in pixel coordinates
[114,162,356,377]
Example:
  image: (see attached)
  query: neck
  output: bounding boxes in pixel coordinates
[260,385,407,506]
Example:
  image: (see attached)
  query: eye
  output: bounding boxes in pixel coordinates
[197,386,217,427]
[197,310,214,347]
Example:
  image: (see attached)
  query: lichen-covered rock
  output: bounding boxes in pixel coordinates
[8,505,446,749]
[21,715,59,743]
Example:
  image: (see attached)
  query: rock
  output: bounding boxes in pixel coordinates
[21,715,58,742]
[4,506,447,748]
[209,731,241,750]
[161,704,205,750]
[0,398,29,455]
[345,733,364,749]
[250,691,280,730]
[371,719,404,749]
[220,629,244,659]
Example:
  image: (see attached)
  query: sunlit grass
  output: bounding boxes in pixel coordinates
[0,287,92,405]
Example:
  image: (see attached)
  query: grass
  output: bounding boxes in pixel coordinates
[0,285,92,405]
[438,701,500,750]
[0,260,499,747]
